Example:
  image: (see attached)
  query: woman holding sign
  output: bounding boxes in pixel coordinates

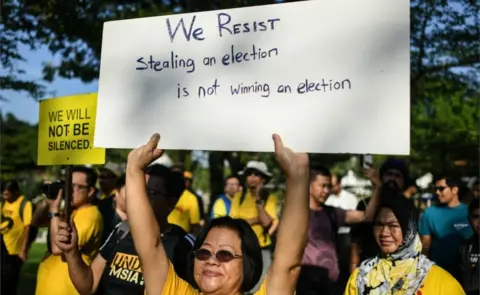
[125,134,309,295]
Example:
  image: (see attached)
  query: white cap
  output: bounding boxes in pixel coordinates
[238,160,272,178]
[149,152,173,168]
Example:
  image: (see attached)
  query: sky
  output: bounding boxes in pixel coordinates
[0,44,212,167]
[0,44,98,124]
[0,1,470,126]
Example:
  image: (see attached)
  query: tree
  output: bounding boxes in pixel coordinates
[410,75,479,177]
[1,0,275,95]
[410,0,479,87]
[2,0,479,198]
[409,0,479,177]
[1,2,47,100]
[3,0,477,98]
[0,112,40,176]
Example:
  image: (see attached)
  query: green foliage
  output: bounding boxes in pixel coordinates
[2,0,276,98]
[1,2,47,100]
[1,0,479,197]
[410,75,479,176]
[410,0,479,84]
[105,149,130,164]
[18,242,47,295]
[0,112,48,198]
[0,112,39,176]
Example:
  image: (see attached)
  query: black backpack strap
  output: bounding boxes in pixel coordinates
[0,200,4,222]
[114,221,130,244]
[0,198,24,221]
[239,189,247,205]
[99,221,129,256]
[19,196,28,222]
[184,233,195,246]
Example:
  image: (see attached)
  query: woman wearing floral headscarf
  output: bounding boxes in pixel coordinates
[345,192,464,295]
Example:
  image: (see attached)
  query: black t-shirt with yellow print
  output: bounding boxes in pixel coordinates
[96,221,195,295]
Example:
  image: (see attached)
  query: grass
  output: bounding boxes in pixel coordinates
[17,242,47,295]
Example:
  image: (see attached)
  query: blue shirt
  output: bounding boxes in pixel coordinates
[419,203,473,275]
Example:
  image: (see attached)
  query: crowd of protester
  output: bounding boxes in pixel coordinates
[1,133,478,295]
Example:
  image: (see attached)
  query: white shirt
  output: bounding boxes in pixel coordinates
[325,189,359,233]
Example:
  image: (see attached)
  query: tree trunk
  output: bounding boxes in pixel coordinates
[225,151,244,175]
[178,150,191,169]
[208,151,225,209]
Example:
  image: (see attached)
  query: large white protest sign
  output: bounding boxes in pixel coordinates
[95,0,410,154]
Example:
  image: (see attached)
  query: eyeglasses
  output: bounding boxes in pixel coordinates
[434,186,447,192]
[193,248,242,263]
[471,214,480,219]
[72,183,88,191]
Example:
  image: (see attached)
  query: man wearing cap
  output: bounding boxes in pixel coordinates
[167,165,202,235]
[230,160,279,293]
[419,175,473,276]
[97,162,123,200]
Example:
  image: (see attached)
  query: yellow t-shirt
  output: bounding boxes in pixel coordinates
[211,195,233,219]
[0,195,32,255]
[168,190,200,233]
[345,265,465,295]
[158,262,267,295]
[230,192,278,248]
[35,205,104,295]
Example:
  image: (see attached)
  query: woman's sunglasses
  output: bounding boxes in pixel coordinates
[193,248,242,263]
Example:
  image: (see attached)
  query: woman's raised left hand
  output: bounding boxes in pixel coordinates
[127,133,164,170]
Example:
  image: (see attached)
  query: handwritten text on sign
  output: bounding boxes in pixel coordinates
[95,0,410,154]
[135,13,350,99]
[38,94,106,165]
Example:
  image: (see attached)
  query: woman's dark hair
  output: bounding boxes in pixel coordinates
[115,174,126,190]
[379,158,409,182]
[2,180,20,194]
[186,216,263,292]
[375,188,418,239]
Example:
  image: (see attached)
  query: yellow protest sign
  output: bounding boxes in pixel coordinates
[37,93,106,165]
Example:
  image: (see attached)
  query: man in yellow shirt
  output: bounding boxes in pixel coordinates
[35,166,104,295]
[184,171,206,226]
[230,160,279,293]
[1,180,33,295]
[167,165,202,235]
[210,175,241,219]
